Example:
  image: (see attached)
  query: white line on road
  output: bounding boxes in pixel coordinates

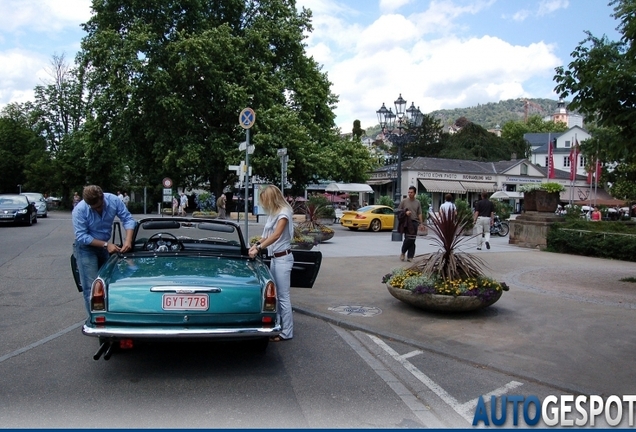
[0,321,84,364]
[366,333,523,424]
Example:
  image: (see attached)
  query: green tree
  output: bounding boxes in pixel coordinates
[440,122,511,161]
[501,115,568,159]
[401,114,448,158]
[0,108,47,194]
[554,0,636,163]
[77,0,348,197]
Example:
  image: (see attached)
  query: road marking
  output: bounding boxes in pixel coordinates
[331,324,447,428]
[0,321,83,364]
[366,333,523,424]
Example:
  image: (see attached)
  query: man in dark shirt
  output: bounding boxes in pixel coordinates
[473,192,495,250]
[398,186,423,262]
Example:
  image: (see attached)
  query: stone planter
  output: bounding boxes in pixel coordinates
[535,191,559,213]
[386,284,503,312]
[523,191,537,212]
[299,227,335,243]
[291,241,314,251]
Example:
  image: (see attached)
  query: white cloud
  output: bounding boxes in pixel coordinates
[538,0,569,16]
[0,49,50,103]
[379,0,412,14]
[0,0,92,33]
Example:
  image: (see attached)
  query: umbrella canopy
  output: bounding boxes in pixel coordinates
[490,191,510,199]
[324,193,346,203]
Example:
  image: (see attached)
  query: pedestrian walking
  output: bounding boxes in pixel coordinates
[398,186,423,262]
[473,192,495,250]
[248,185,294,342]
[217,193,227,219]
[438,193,457,219]
[179,192,188,216]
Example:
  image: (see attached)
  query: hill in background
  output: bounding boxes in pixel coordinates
[363,98,560,137]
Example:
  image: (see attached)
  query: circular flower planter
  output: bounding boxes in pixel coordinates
[299,228,334,243]
[291,241,314,251]
[386,284,503,312]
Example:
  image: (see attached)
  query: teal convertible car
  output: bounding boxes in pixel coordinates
[72,217,322,359]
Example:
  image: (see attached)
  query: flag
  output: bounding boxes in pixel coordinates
[547,138,555,179]
[569,139,580,181]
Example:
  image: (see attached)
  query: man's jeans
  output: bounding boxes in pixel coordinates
[401,220,419,259]
[74,242,109,314]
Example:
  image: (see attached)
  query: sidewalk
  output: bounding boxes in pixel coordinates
[290,230,636,397]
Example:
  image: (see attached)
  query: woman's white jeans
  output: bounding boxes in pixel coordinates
[270,253,294,339]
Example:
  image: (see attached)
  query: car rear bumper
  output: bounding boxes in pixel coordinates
[82,323,281,339]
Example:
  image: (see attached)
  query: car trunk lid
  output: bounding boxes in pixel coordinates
[104,256,265,314]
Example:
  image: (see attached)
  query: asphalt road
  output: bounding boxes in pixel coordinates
[0,212,631,428]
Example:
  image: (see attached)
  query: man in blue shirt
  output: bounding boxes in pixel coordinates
[72,185,136,313]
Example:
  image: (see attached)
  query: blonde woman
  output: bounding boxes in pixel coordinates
[248,185,295,341]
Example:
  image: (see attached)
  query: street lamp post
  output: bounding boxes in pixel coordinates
[376,94,423,241]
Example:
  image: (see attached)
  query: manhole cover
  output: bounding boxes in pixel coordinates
[328,305,382,317]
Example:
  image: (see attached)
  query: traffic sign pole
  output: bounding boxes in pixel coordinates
[239,108,256,241]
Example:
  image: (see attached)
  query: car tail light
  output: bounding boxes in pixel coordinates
[263,281,276,311]
[354,214,366,219]
[91,279,106,311]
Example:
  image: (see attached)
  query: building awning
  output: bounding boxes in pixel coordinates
[367,179,392,185]
[461,181,496,192]
[325,183,373,193]
[419,179,466,194]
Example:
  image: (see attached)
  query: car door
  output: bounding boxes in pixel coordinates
[263,250,322,288]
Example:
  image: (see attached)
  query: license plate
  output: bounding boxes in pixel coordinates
[162,294,209,310]
[343,220,351,224]
[0,214,13,219]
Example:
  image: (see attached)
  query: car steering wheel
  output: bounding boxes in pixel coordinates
[144,232,183,252]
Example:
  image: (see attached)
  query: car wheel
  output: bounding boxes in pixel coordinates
[370,219,382,232]
[347,227,359,231]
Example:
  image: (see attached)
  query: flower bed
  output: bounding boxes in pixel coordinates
[383,268,507,312]
[382,209,509,312]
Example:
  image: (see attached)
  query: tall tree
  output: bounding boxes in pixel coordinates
[440,122,511,161]
[554,0,636,163]
[401,114,448,158]
[0,106,47,194]
[500,115,568,159]
[77,0,346,197]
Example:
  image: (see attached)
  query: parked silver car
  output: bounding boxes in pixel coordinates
[21,192,47,218]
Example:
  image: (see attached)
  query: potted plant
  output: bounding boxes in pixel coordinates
[536,182,564,212]
[455,199,474,234]
[382,210,508,312]
[519,183,541,212]
[295,194,335,243]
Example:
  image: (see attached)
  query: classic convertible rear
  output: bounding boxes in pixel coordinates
[73,217,322,359]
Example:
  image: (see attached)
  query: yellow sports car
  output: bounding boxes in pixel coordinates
[340,205,395,232]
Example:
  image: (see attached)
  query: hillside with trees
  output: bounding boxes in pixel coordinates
[364,98,562,136]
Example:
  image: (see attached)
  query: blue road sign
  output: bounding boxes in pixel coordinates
[239,108,256,129]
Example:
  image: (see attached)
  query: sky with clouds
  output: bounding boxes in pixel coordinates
[0,0,622,130]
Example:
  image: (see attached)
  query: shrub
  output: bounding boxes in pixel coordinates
[377,195,395,207]
[546,221,636,261]
[455,199,474,231]
[195,192,216,212]
[416,194,431,214]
